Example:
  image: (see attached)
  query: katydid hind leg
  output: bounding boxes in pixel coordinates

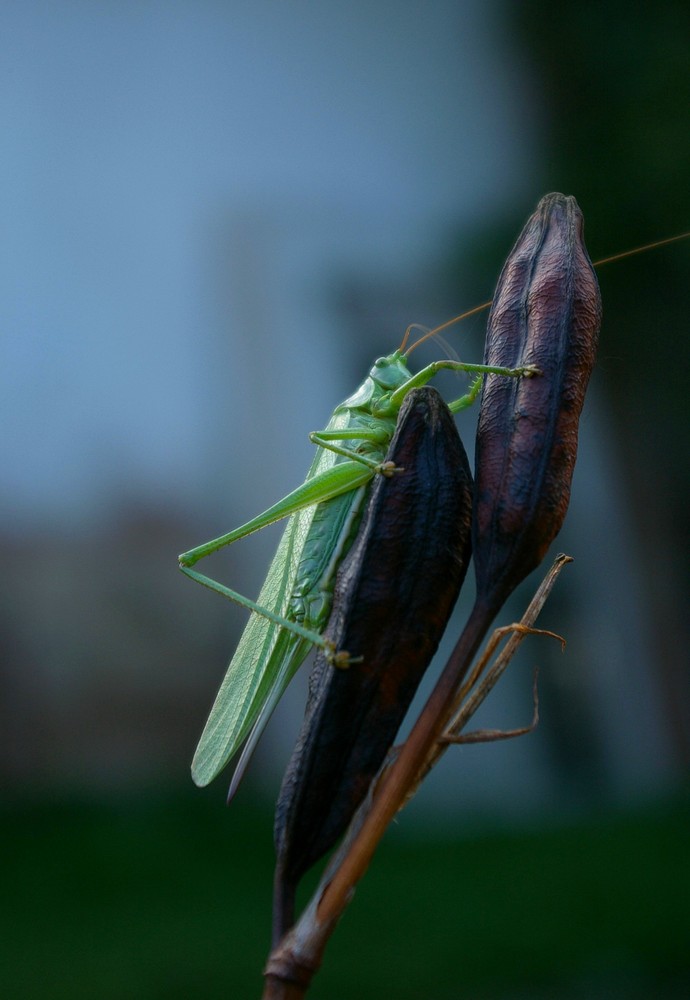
[179,564,327,649]
[308,432,387,472]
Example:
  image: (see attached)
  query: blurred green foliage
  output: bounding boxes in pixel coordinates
[1,791,689,999]
[447,0,690,775]
[454,0,690,472]
[513,0,690,452]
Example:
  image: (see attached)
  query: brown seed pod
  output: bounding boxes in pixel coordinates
[273,386,473,942]
[473,192,602,613]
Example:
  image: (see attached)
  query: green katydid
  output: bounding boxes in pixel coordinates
[179,324,539,793]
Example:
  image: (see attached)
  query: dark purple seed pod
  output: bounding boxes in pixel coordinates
[273,386,473,942]
[473,192,602,614]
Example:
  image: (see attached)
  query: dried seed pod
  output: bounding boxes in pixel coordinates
[473,192,602,613]
[273,386,473,941]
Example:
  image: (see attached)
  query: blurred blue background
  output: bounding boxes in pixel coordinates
[2,2,689,997]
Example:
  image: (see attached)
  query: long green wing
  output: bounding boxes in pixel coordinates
[191,513,311,786]
[191,406,361,789]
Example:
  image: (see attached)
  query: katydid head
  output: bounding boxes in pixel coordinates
[368,351,412,391]
[337,350,413,413]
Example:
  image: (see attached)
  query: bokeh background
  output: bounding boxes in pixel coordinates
[2,2,689,998]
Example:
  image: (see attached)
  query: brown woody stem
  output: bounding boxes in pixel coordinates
[262,554,572,998]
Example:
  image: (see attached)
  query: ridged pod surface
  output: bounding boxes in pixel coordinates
[273,386,473,940]
[473,192,602,612]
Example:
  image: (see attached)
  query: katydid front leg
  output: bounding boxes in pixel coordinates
[384,359,540,414]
